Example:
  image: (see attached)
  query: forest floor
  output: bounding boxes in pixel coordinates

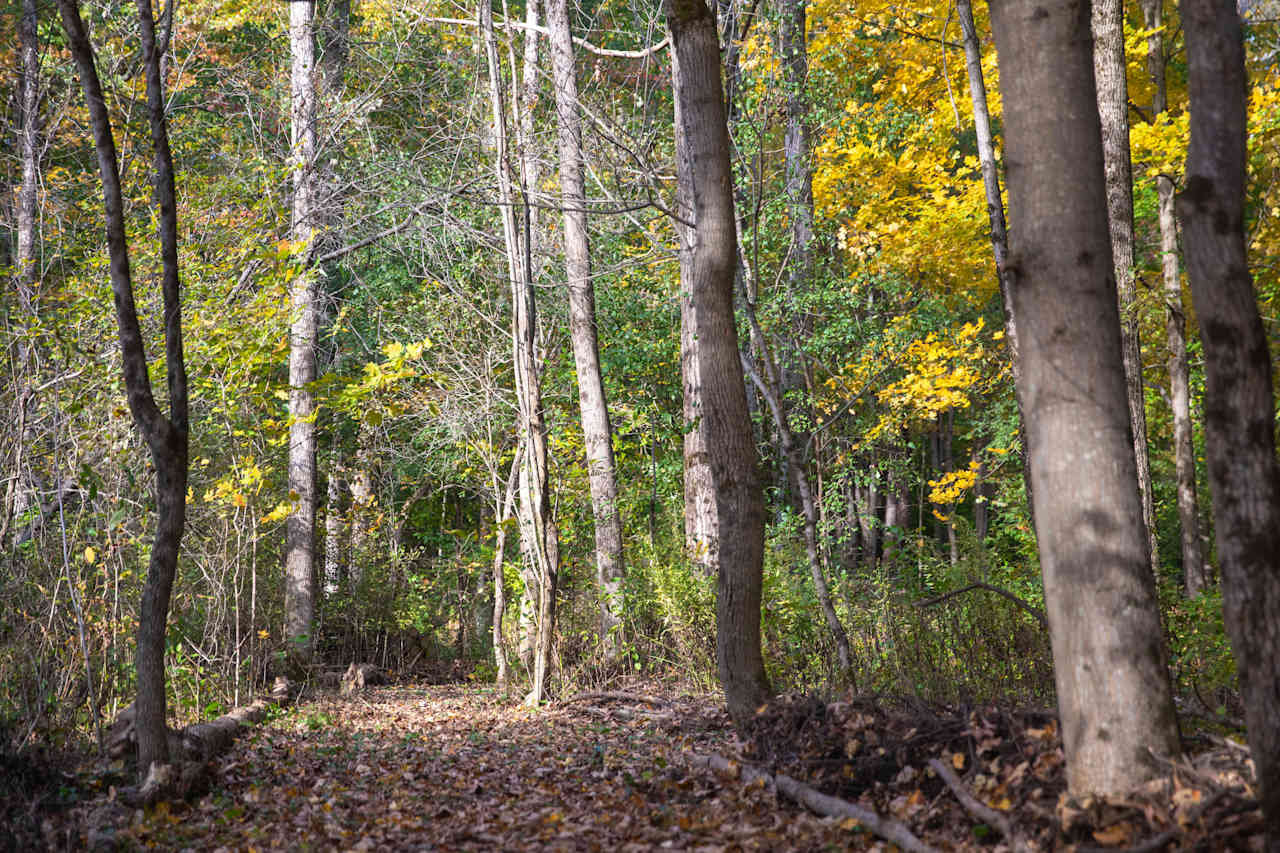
[10,678,1266,851]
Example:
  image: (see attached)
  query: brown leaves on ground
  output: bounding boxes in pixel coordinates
[35,684,1267,851]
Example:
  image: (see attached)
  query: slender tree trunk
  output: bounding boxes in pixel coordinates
[480,0,558,705]
[1092,0,1160,576]
[4,0,41,553]
[989,0,1180,795]
[58,0,189,779]
[491,445,522,688]
[546,0,626,663]
[1177,2,1280,842]
[740,334,852,673]
[667,0,771,727]
[323,451,347,595]
[1143,0,1207,595]
[284,0,319,671]
[956,0,1035,529]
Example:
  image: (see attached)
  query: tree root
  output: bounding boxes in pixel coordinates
[687,751,938,853]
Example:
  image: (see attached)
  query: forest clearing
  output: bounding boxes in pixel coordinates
[5,0,1280,848]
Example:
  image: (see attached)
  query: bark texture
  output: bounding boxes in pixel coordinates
[546,0,626,662]
[667,0,771,727]
[989,0,1181,796]
[58,0,189,779]
[285,0,319,670]
[1177,1,1280,842]
[1142,0,1207,594]
[1092,0,1159,576]
[480,0,559,705]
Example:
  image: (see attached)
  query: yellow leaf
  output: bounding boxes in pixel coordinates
[258,629,270,640]
[84,546,97,565]
[952,752,965,770]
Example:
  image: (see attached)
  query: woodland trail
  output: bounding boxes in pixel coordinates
[32,681,1265,851]
[115,684,858,851]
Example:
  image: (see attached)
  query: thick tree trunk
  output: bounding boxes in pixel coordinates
[284,0,319,671]
[1142,0,1207,595]
[546,0,626,663]
[989,0,1180,795]
[1177,1,1280,842]
[58,0,189,780]
[667,0,771,727]
[1092,0,1160,577]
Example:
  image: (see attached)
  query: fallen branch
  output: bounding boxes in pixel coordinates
[687,752,937,853]
[181,698,274,760]
[914,582,1048,630]
[927,758,1019,847]
[559,690,671,708]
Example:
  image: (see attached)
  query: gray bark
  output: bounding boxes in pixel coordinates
[1092,0,1160,577]
[1177,1,1280,842]
[667,0,772,727]
[989,0,1181,795]
[546,0,626,663]
[1142,0,1207,595]
[284,0,319,670]
[57,0,189,779]
[479,0,558,705]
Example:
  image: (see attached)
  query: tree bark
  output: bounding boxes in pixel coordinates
[667,0,771,727]
[989,0,1181,795]
[284,0,319,671]
[323,452,347,596]
[57,0,189,780]
[479,0,558,705]
[1092,0,1160,577]
[3,0,41,554]
[956,0,1035,531]
[1177,1,1280,842]
[1142,0,1207,595]
[546,0,627,663]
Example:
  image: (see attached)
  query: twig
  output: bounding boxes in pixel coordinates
[914,582,1048,630]
[927,758,1018,846]
[687,752,938,853]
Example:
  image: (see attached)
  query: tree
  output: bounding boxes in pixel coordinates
[479,0,559,705]
[1142,0,1207,595]
[1177,0,1280,840]
[667,0,771,726]
[1091,0,1160,576]
[988,0,1181,794]
[546,0,627,663]
[3,0,41,552]
[284,0,320,671]
[57,0,189,778]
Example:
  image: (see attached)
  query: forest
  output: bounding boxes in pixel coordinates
[4,0,1280,848]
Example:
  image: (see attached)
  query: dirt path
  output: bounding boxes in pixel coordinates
[120,684,857,851]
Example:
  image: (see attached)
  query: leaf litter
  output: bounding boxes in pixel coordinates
[24,683,1268,851]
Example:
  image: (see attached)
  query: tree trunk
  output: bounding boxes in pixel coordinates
[989,0,1180,795]
[1092,0,1159,577]
[1177,1,1280,841]
[667,0,771,727]
[3,0,41,553]
[546,0,627,663]
[284,0,319,671]
[491,446,522,688]
[956,0,1035,531]
[323,452,348,596]
[1142,0,1207,595]
[58,0,189,780]
[479,0,558,705]
[740,339,852,674]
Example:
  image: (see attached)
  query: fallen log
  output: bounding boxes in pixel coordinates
[181,698,273,760]
[687,752,938,853]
